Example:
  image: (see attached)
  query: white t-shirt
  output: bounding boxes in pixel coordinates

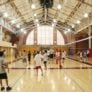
[80,52,83,58]
[34,54,43,66]
[56,52,60,57]
[47,50,50,56]
[0,57,6,74]
[43,53,48,61]
[62,51,66,58]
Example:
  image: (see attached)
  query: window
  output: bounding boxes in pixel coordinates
[37,26,53,45]
[26,25,65,45]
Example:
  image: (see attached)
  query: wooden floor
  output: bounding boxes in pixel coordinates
[1,58,92,92]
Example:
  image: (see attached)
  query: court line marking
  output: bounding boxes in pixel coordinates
[8,66,92,70]
[63,70,85,92]
[8,69,26,90]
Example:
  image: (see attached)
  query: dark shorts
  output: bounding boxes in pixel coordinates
[48,55,50,58]
[0,73,7,79]
[50,54,53,58]
[23,58,26,63]
[62,58,65,60]
[28,57,31,61]
[35,66,41,69]
[44,61,47,64]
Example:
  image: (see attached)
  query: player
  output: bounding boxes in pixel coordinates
[0,51,12,91]
[43,50,48,70]
[34,51,43,76]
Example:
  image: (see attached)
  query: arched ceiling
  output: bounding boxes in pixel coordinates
[0,0,92,34]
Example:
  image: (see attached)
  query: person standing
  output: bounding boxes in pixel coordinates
[33,51,37,58]
[55,50,61,64]
[22,50,27,63]
[83,50,88,63]
[79,51,83,62]
[62,51,66,63]
[34,51,43,76]
[0,51,11,91]
[47,49,50,60]
[43,50,48,70]
[14,49,18,59]
[28,51,31,65]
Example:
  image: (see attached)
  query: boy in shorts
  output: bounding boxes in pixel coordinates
[34,51,43,76]
[0,51,11,91]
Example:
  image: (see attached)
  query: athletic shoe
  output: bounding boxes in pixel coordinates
[1,87,5,91]
[6,86,12,91]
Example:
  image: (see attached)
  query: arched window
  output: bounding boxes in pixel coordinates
[37,26,53,45]
[26,25,65,45]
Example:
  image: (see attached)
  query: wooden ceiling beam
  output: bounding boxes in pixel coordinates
[9,0,27,24]
[77,0,92,7]
[0,0,14,6]
[65,0,84,23]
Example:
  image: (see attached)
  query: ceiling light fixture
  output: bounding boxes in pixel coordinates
[35,19,39,22]
[23,31,27,34]
[84,13,88,18]
[37,23,40,27]
[34,13,37,17]
[72,24,75,28]
[52,23,55,27]
[11,20,16,24]
[76,20,81,24]
[67,28,71,32]
[31,4,36,9]
[64,31,67,34]
[53,19,57,23]
[20,28,24,32]
[16,24,20,28]
[40,0,53,8]
[57,4,62,10]
[3,12,8,18]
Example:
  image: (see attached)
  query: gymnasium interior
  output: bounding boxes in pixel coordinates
[0,0,92,92]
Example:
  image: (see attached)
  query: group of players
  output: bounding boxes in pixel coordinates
[22,49,67,76]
